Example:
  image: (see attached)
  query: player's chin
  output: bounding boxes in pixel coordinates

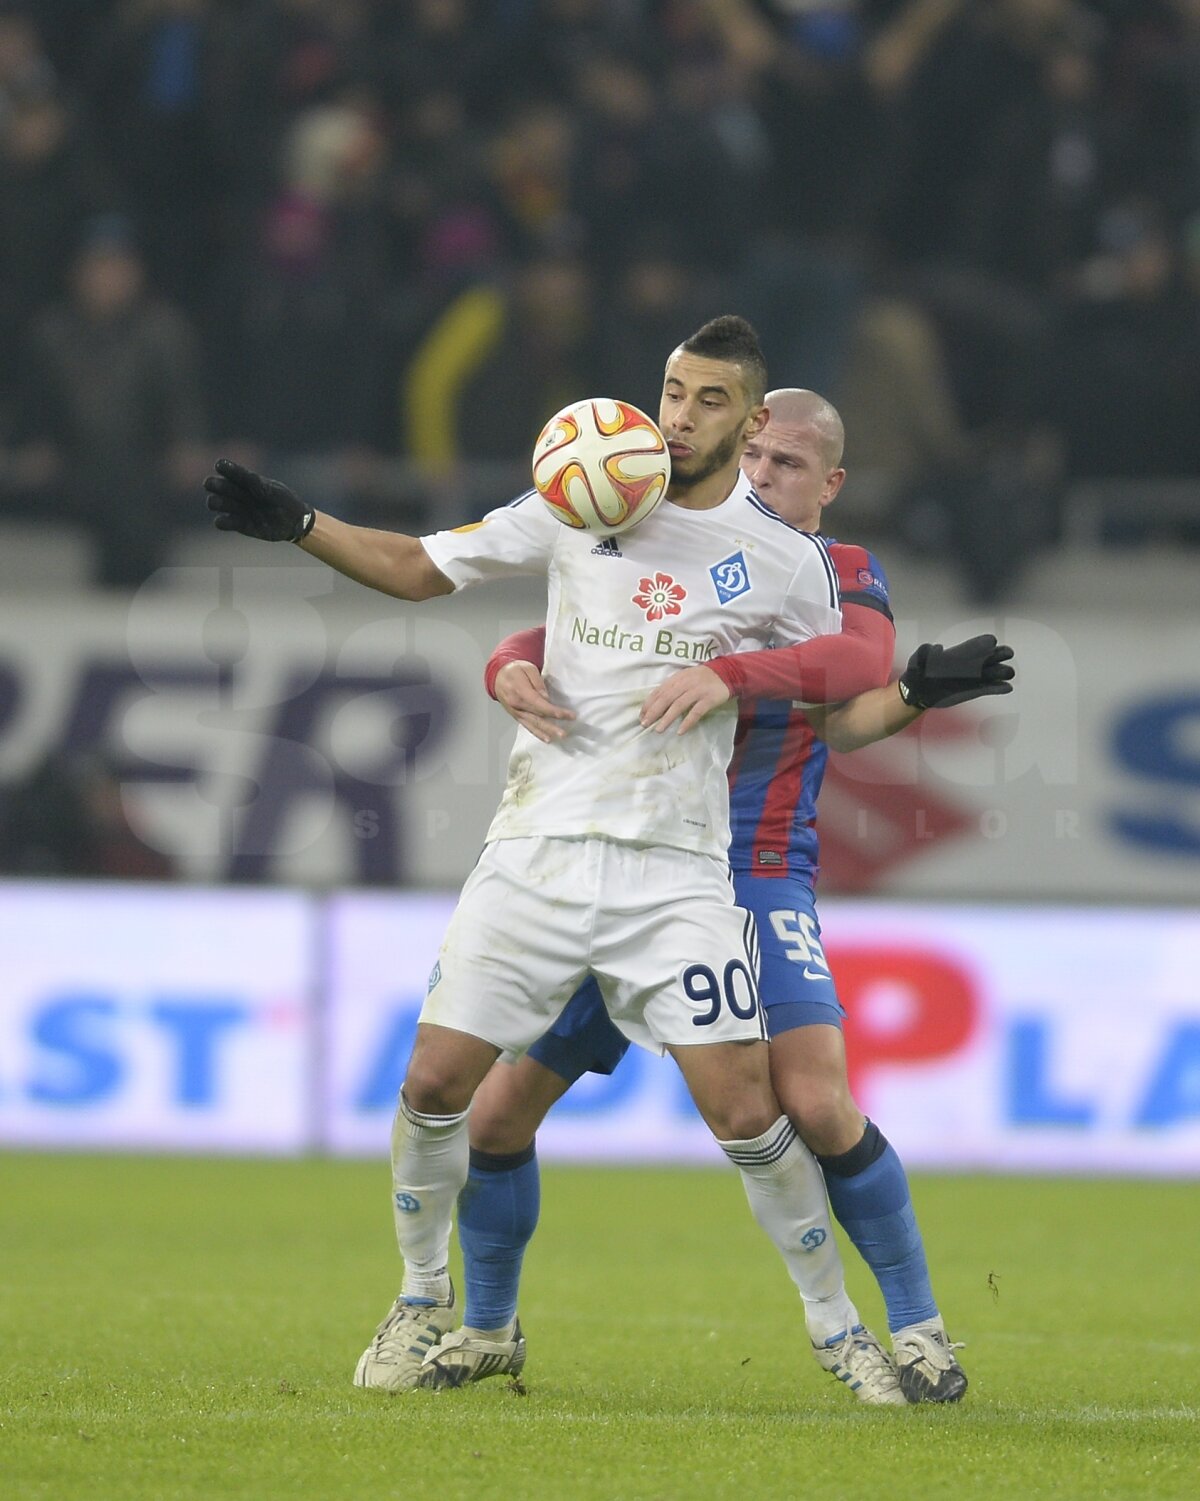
[667,454,705,488]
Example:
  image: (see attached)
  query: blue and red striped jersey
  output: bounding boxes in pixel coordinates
[727,540,892,883]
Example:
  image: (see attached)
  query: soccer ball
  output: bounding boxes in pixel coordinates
[532,398,670,535]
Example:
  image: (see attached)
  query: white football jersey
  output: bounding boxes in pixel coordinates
[421,472,841,858]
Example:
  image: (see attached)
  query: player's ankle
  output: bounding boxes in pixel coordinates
[462,1318,518,1341]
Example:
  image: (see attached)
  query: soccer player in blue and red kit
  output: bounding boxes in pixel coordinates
[423,389,1013,1402]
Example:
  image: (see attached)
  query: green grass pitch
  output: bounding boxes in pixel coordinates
[2,1155,1196,1501]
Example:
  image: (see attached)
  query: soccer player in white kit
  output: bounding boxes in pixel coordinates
[204,317,904,1404]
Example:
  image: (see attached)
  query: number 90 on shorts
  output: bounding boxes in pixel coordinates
[683,958,760,1027]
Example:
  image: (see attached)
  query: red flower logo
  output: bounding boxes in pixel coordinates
[633,572,687,622]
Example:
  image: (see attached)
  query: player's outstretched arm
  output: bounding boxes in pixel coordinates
[802,684,919,751]
[807,634,1015,752]
[204,459,453,601]
[302,511,453,600]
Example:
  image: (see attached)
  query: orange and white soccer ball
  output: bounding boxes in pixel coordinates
[532,398,670,535]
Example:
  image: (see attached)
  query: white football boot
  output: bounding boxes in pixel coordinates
[892,1318,968,1403]
[417,1318,527,1389]
[353,1284,457,1391]
[813,1324,908,1406]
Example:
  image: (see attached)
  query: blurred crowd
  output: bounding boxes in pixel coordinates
[1,0,1198,598]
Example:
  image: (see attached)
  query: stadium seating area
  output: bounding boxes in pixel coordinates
[0,0,1197,598]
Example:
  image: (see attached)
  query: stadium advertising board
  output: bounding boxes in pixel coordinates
[0,586,1198,900]
[819,902,1200,1174]
[321,895,1200,1174]
[0,885,312,1152]
[4,885,1195,1173]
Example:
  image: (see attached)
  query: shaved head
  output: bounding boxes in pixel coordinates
[765,388,845,470]
[741,386,848,529]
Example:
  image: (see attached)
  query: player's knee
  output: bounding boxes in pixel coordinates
[708,1099,779,1144]
[403,1027,500,1116]
[779,1075,863,1157]
[402,1059,476,1117]
[469,1100,535,1156]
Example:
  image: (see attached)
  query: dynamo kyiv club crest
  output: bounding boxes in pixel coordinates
[710,551,751,605]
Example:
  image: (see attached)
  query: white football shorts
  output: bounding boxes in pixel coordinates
[419,835,764,1056]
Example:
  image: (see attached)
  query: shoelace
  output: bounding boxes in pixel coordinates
[371,1299,428,1349]
[845,1340,902,1395]
[842,1333,895,1363]
[896,1332,966,1370]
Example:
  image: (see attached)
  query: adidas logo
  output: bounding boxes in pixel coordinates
[591,536,622,557]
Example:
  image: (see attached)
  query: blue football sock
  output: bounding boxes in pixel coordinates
[819,1123,938,1333]
[456,1143,541,1331]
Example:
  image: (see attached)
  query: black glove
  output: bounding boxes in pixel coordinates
[898,634,1015,710]
[203,458,315,542]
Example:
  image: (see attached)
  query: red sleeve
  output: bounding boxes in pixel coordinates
[484,624,547,700]
[708,601,896,704]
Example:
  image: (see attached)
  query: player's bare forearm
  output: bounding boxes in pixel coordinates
[299,513,453,600]
[205,458,453,600]
[805,684,920,752]
[808,633,1017,749]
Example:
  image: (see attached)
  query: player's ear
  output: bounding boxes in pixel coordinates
[745,403,769,439]
[822,467,847,506]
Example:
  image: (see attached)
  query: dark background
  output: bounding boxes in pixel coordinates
[1,0,1197,883]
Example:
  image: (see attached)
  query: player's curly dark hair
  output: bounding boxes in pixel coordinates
[677,316,767,404]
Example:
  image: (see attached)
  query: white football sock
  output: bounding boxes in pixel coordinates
[719,1115,859,1346]
[391,1090,469,1302]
